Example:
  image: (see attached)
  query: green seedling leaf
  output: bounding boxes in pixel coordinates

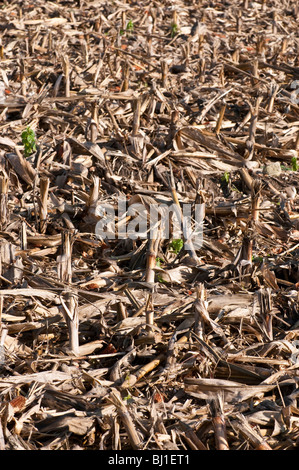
[291,156,298,171]
[171,22,178,38]
[157,274,166,283]
[21,126,36,158]
[169,238,184,254]
[126,19,134,32]
[123,392,132,402]
[221,171,230,184]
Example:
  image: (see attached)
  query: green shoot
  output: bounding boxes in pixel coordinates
[171,22,178,38]
[291,156,298,171]
[221,171,230,184]
[21,126,36,158]
[123,392,132,402]
[126,19,134,32]
[120,20,134,36]
[169,238,184,254]
[157,274,166,283]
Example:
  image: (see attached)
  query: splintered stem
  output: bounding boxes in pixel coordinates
[39,176,49,234]
[121,10,126,31]
[62,55,70,98]
[108,390,142,450]
[132,97,141,136]
[258,286,273,341]
[210,393,229,450]
[58,231,73,284]
[58,230,79,355]
[87,175,100,217]
[161,59,168,88]
[215,102,226,134]
[0,175,8,230]
[120,335,188,390]
[121,60,129,92]
[179,422,208,450]
[251,178,262,222]
[21,221,27,251]
[213,414,229,450]
[145,237,160,284]
[231,413,272,450]
[61,290,79,355]
[145,293,154,333]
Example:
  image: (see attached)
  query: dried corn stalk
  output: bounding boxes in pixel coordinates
[39,177,49,234]
[108,390,142,450]
[0,175,8,230]
[57,231,79,355]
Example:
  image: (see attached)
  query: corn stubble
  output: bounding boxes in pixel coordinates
[0,0,298,451]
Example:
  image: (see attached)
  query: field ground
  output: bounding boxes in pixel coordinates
[0,0,299,451]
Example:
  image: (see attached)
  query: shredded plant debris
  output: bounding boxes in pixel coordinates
[0,0,299,451]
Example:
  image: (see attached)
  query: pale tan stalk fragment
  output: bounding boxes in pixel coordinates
[0,175,8,230]
[62,55,70,98]
[39,176,49,234]
[20,222,27,251]
[57,231,72,284]
[210,394,229,450]
[108,390,142,450]
[145,237,160,284]
[121,60,129,92]
[215,102,226,134]
[87,106,98,143]
[161,59,168,88]
[87,175,100,219]
[0,295,7,368]
[267,83,279,113]
[258,287,273,341]
[239,167,253,191]
[194,284,229,344]
[167,110,180,147]
[132,97,140,136]
[145,294,154,333]
[116,301,128,321]
[20,58,26,96]
[121,11,126,32]
[61,290,79,355]
[179,422,208,450]
[231,413,272,450]
[213,414,229,450]
[251,178,262,222]
[58,231,79,355]
[120,352,165,389]
[120,335,188,389]
[0,418,5,450]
